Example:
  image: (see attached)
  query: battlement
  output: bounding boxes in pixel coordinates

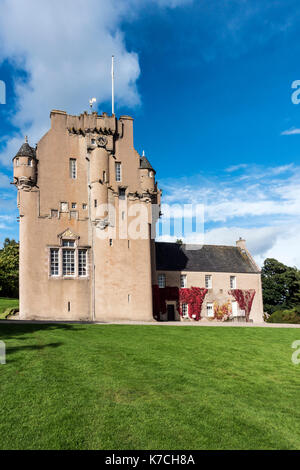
[49,109,125,136]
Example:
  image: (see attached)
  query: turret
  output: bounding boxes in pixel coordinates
[139,151,156,193]
[89,137,109,223]
[13,137,37,188]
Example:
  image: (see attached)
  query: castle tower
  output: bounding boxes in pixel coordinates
[13,137,37,188]
[13,110,160,321]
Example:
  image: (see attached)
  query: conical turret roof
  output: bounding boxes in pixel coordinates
[14,137,36,159]
[140,152,155,172]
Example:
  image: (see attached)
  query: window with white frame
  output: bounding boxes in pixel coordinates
[230,276,236,289]
[69,158,77,179]
[15,158,19,166]
[206,303,214,318]
[205,275,212,289]
[180,274,187,288]
[182,303,188,318]
[115,162,121,182]
[62,249,75,276]
[78,250,87,277]
[60,202,68,213]
[50,241,88,278]
[62,240,75,247]
[158,273,166,288]
[50,249,59,276]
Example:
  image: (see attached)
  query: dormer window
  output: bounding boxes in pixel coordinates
[28,158,33,167]
[62,240,75,247]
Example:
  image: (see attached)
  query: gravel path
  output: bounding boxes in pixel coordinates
[0,319,300,328]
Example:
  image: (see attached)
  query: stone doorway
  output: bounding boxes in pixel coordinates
[167,304,175,321]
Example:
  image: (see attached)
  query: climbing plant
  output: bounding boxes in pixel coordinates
[152,286,207,321]
[228,289,256,322]
[213,300,232,321]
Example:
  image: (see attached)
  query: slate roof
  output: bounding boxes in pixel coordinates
[140,156,155,172]
[155,242,260,274]
[14,142,36,159]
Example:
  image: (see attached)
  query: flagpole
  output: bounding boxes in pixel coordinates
[112,55,115,115]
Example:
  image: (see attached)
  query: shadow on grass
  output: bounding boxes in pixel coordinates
[6,342,63,356]
[0,322,84,340]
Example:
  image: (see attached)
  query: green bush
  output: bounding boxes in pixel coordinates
[267,307,300,324]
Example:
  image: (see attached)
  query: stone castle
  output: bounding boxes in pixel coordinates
[13,109,264,322]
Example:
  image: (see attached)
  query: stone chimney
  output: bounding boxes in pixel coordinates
[236,237,247,250]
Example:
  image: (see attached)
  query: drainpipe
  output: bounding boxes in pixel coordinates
[87,151,95,322]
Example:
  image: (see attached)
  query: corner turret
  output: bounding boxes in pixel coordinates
[13,136,37,189]
[139,151,156,193]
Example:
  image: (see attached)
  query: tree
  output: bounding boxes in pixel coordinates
[261,258,300,314]
[0,239,19,298]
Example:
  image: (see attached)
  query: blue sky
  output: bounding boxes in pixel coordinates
[0,0,300,266]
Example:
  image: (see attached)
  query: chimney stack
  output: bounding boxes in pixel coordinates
[236,237,246,250]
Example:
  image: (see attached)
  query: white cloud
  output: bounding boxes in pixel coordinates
[281,128,300,135]
[158,164,300,267]
[0,0,189,164]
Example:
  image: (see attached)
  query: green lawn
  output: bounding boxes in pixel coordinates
[0,324,299,450]
[0,297,19,319]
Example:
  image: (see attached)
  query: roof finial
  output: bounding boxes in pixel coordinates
[142,150,145,157]
[25,135,28,144]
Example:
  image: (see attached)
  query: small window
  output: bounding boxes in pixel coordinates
[109,239,113,247]
[28,158,33,166]
[62,240,75,247]
[103,171,107,183]
[128,294,131,303]
[50,249,59,276]
[94,200,97,208]
[60,202,68,213]
[15,158,19,167]
[70,211,77,220]
[91,138,96,145]
[205,275,212,289]
[158,274,166,289]
[119,188,126,200]
[206,303,214,318]
[51,210,58,218]
[72,203,77,209]
[63,249,75,276]
[149,171,154,178]
[78,250,87,277]
[69,158,77,179]
[180,274,187,288]
[115,162,121,182]
[182,303,188,318]
[122,211,125,221]
[230,276,236,289]
[82,204,87,210]
[128,240,130,249]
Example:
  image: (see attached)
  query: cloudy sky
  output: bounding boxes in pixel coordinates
[0,0,300,267]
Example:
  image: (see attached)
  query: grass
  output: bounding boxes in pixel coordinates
[0,297,19,319]
[0,323,299,450]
